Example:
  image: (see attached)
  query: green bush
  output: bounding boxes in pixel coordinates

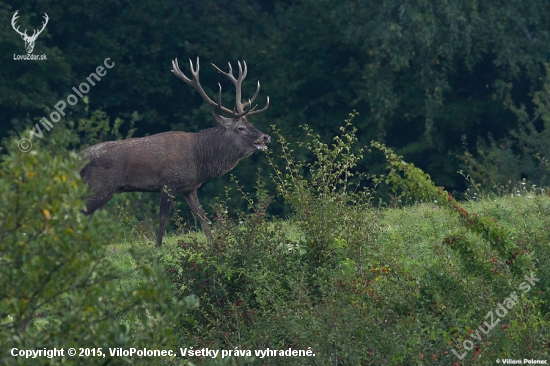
[157,113,550,365]
[0,131,179,365]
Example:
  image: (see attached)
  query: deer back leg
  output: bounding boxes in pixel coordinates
[156,188,173,247]
[183,190,213,241]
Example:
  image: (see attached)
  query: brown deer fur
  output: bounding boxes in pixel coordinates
[79,58,270,246]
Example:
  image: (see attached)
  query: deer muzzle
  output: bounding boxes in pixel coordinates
[254,134,271,150]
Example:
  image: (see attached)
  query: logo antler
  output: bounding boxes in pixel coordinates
[11,11,49,54]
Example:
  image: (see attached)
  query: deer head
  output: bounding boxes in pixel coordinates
[11,11,49,54]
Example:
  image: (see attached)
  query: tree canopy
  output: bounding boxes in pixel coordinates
[2,0,549,193]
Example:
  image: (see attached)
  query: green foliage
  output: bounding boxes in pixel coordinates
[267,111,373,270]
[16,105,159,241]
[374,195,550,364]
[371,141,531,279]
[37,104,138,156]
[459,65,550,188]
[156,115,381,364]
[0,133,177,365]
[2,0,550,197]
[152,117,550,365]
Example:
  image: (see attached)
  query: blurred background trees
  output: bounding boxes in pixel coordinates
[1,0,549,205]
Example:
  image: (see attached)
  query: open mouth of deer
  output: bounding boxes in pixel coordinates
[253,142,267,150]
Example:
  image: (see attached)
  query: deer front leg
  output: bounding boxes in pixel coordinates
[156,189,172,247]
[183,190,213,241]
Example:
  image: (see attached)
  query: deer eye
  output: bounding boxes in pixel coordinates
[237,126,246,131]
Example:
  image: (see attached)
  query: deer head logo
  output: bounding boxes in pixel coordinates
[11,11,49,54]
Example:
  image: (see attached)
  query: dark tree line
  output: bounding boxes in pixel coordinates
[1,0,549,197]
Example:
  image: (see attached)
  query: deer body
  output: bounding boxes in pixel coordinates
[80,58,270,246]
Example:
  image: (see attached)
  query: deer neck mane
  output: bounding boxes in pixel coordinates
[195,127,248,179]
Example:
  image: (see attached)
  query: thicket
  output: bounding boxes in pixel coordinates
[0,117,190,365]
[157,112,550,365]
[0,103,548,364]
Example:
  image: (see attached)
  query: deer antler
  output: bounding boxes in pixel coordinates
[212,60,269,117]
[172,57,269,118]
[172,58,234,116]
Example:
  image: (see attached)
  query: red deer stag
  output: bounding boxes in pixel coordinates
[79,58,270,246]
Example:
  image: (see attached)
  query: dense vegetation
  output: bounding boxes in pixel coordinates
[1,113,549,365]
[2,0,550,199]
[1,0,550,364]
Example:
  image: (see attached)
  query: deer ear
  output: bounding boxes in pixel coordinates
[212,113,234,129]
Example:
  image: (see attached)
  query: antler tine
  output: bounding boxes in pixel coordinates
[235,61,250,115]
[216,82,226,114]
[234,62,244,114]
[170,58,190,83]
[246,96,270,116]
[242,80,261,110]
[213,61,250,115]
[212,62,236,83]
[227,62,233,78]
[172,57,235,116]
[238,60,248,79]
[189,58,197,76]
